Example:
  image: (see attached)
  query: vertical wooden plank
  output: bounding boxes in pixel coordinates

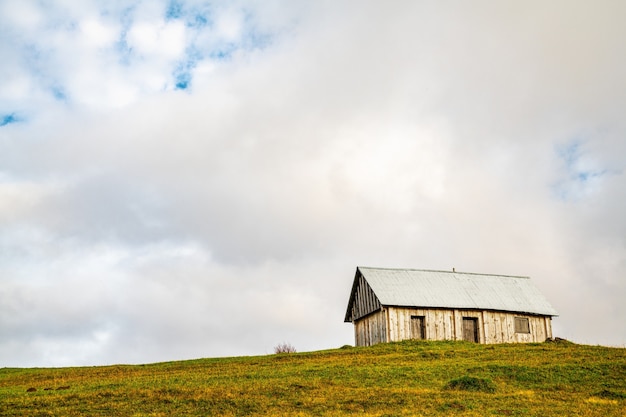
[359,319,365,346]
[410,316,418,339]
[361,279,368,316]
[395,308,402,341]
[504,312,511,343]
[426,309,437,340]
[358,276,365,317]
[503,313,510,343]
[403,309,410,340]
[491,312,500,343]
[372,313,378,345]
[448,314,454,340]
[480,311,487,344]
[503,314,509,343]
[394,308,401,342]
[482,312,489,343]
[355,279,361,320]
[492,311,500,344]
[529,316,536,342]
[452,310,459,340]
[371,314,377,345]
[387,308,393,342]
[462,318,471,342]
[358,320,362,346]
[545,317,552,339]
[357,279,362,318]
[384,308,390,343]
[355,278,360,319]
[437,310,442,340]
[364,279,370,315]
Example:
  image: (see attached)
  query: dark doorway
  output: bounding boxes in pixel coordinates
[462,317,478,342]
[411,316,425,340]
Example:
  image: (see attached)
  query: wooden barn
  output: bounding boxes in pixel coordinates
[344,267,558,346]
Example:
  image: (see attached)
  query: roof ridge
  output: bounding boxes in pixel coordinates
[357,266,530,279]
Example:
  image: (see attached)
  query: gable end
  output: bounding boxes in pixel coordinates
[344,267,382,322]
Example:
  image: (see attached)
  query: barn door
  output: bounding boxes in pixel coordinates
[410,316,425,340]
[462,318,478,342]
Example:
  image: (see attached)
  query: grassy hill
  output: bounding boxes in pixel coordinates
[1,340,624,416]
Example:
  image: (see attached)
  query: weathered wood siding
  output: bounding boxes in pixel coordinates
[354,310,387,346]
[354,307,553,346]
[347,273,382,322]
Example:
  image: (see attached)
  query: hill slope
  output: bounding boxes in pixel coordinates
[1,340,625,416]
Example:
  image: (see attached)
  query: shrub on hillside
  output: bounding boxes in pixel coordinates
[444,376,496,393]
[274,343,296,354]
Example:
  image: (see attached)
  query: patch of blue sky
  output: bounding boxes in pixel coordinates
[23,43,46,70]
[552,138,612,201]
[172,47,203,90]
[189,12,210,28]
[116,6,136,66]
[556,139,582,170]
[208,42,238,60]
[165,0,184,21]
[174,72,191,90]
[243,30,273,51]
[17,44,66,105]
[173,58,191,90]
[116,37,133,66]
[51,86,67,101]
[576,170,608,183]
[240,10,274,50]
[166,0,211,30]
[1,113,20,127]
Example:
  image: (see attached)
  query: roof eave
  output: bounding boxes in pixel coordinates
[376,303,558,317]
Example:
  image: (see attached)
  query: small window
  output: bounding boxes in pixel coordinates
[514,317,530,334]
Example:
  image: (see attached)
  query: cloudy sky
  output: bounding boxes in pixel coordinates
[1,0,625,367]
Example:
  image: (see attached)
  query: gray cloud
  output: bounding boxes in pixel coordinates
[1,1,625,366]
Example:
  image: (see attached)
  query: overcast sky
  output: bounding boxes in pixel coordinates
[1,0,625,367]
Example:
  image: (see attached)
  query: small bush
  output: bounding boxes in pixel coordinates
[593,389,626,400]
[274,343,296,354]
[444,376,496,393]
[544,337,573,345]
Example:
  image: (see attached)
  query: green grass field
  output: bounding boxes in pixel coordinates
[1,340,624,416]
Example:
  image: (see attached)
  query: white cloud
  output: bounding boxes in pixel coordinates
[127,20,187,60]
[214,8,243,41]
[79,18,119,48]
[0,0,44,31]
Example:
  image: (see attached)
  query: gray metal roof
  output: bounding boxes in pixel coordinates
[357,267,558,316]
